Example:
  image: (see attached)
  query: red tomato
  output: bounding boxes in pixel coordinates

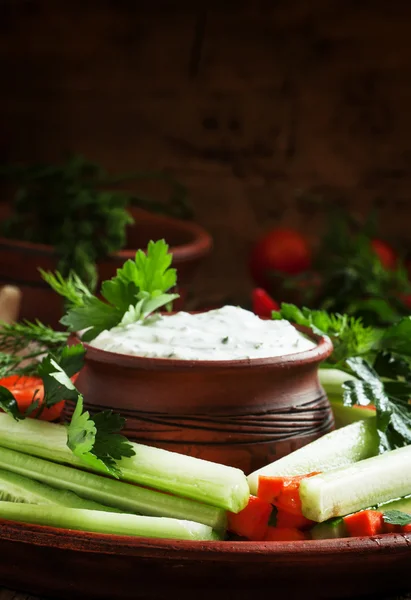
[252,288,280,318]
[249,228,312,288]
[0,375,66,422]
[370,239,397,270]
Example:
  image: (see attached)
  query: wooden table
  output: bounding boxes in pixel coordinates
[1,589,411,600]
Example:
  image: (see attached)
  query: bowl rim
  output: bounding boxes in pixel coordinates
[1,519,410,559]
[73,324,333,371]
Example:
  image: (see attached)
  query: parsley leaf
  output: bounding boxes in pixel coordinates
[44,239,180,341]
[0,386,24,421]
[67,395,135,477]
[37,343,86,409]
[382,510,411,526]
[343,357,411,452]
[272,303,381,365]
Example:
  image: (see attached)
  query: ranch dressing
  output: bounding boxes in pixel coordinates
[89,306,317,361]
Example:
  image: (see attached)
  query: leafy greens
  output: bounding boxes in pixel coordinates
[273,303,411,452]
[42,239,179,342]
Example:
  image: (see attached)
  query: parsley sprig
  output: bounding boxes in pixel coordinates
[42,239,179,342]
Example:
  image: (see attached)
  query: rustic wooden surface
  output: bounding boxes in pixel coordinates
[0,588,410,600]
[2,0,411,305]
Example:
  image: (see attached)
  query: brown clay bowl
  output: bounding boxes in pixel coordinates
[68,324,334,474]
[0,205,212,327]
[0,520,410,600]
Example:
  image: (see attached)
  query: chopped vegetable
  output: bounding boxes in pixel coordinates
[299,444,411,522]
[0,502,220,541]
[0,445,226,530]
[0,375,63,421]
[343,510,384,537]
[247,421,379,495]
[310,517,348,540]
[275,509,313,530]
[0,413,250,513]
[227,496,272,541]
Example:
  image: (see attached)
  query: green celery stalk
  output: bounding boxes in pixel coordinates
[300,444,411,522]
[330,399,376,429]
[0,467,119,511]
[0,414,249,513]
[0,445,226,531]
[247,420,379,495]
[0,502,220,541]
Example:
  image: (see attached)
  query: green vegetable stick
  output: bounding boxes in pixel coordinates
[0,467,119,511]
[0,502,220,541]
[0,445,226,531]
[247,420,379,495]
[0,413,249,513]
[300,444,411,522]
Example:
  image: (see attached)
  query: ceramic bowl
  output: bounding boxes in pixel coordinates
[68,324,334,473]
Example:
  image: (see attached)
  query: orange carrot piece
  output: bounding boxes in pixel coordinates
[257,476,286,503]
[403,524,411,533]
[264,526,307,541]
[383,523,402,534]
[343,510,384,537]
[227,495,273,541]
[276,509,314,530]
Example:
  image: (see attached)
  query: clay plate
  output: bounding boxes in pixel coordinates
[0,521,410,600]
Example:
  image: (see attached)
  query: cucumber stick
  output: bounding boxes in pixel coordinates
[378,495,411,514]
[0,446,226,531]
[0,413,249,513]
[247,421,379,495]
[330,401,376,429]
[300,444,411,522]
[0,467,118,511]
[0,502,219,541]
[318,368,358,398]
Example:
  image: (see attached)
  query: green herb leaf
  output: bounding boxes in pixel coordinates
[272,303,381,364]
[382,510,411,526]
[37,344,85,408]
[67,395,135,477]
[57,240,179,341]
[0,386,24,421]
[343,357,411,451]
[39,270,92,308]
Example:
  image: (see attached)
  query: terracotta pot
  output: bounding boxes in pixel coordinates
[1,521,410,600]
[68,325,334,473]
[0,205,212,328]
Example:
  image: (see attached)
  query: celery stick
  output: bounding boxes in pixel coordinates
[247,420,379,495]
[0,502,220,541]
[0,414,249,513]
[0,446,226,531]
[300,444,411,522]
[0,467,119,511]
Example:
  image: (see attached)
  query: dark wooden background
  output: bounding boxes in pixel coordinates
[2,0,411,304]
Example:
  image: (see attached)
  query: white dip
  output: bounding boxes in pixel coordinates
[89,306,316,361]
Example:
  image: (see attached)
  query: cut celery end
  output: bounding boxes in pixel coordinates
[0,446,227,532]
[330,400,376,429]
[300,444,411,523]
[0,414,248,513]
[0,467,119,511]
[247,420,379,495]
[0,502,219,541]
[310,517,348,540]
